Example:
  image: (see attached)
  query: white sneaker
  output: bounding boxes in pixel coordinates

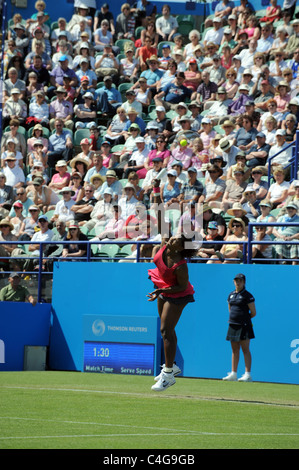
[222,372,237,381]
[154,363,181,382]
[238,374,252,382]
[151,371,176,392]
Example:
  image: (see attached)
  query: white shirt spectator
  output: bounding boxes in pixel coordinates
[204,27,224,46]
[257,36,274,53]
[30,228,53,256]
[239,49,256,69]
[53,198,76,223]
[269,143,293,166]
[118,195,139,219]
[129,147,149,166]
[155,16,178,36]
[3,165,25,187]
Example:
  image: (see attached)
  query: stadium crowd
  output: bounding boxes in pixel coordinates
[1,0,299,274]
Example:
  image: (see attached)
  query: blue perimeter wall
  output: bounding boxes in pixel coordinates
[49,262,299,385]
[7,1,272,25]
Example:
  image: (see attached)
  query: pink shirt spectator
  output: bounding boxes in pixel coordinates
[27,136,48,154]
[104,217,125,238]
[103,153,113,168]
[200,130,216,150]
[49,99,73,119]
[168,147,193,170]
[273,94,291,113]
[51,172,71,186]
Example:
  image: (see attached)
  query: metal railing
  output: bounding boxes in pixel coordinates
[247,221,299,264]
[1,224,299,302]
[267,130,299,185]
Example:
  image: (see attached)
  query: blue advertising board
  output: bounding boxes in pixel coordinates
[83,314,160,375]
[0,302,52,371]
[49,263,299,384]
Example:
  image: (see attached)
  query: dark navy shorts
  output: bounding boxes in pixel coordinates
[159,294,195,305]
[226,323,255,342]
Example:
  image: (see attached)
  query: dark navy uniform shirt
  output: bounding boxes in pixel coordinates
[227,288,255,326]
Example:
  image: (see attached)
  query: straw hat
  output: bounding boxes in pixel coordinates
[276,81,291,92]
[227,203,247,216]
[221,119,235,129]
[228,217,246,230]
[90,173,106,185]
[60,187,75,196]
[70,156,89,169]
[0,218,14,231]
[146,55,159,65]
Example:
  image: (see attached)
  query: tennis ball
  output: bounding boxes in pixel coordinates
[180,139,188,147]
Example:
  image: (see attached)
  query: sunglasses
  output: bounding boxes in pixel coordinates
[232,224,242,228]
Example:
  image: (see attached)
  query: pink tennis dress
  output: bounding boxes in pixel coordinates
[148,245,195,299]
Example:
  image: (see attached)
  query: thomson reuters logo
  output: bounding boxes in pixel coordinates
[92,320,105,336]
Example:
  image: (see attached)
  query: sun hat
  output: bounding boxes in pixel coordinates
[70,156,89,169]
[0,218,14,230]
[60,187,75,196]
[228,217,246,230]
[90,174,106,185]
[227,203,247,216]
[55,160,67,167]
[105,169,117,178]
[124,182,136,192]
[219,138,233,152]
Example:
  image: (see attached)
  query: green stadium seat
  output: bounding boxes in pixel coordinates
[97,244,120,261]
[115,39,135,52]
[74,129,91,146]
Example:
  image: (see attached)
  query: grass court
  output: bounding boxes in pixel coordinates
[0,371,298,449]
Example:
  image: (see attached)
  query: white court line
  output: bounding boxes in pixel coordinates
[0,417,298,439]
[1,385,299,409]
[0,416,196,435]
[0,433,199,441]
[1,432,299,441]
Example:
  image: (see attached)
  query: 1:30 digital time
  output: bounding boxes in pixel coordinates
[93,347,110,357]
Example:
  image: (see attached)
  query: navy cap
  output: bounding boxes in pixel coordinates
[234,273,246,281]
[187,166,197,173]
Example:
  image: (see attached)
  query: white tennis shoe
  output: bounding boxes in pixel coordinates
[238,373,252,382]
[154,363,181,382]
[151,371,176,392]
[222,371,237,381]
